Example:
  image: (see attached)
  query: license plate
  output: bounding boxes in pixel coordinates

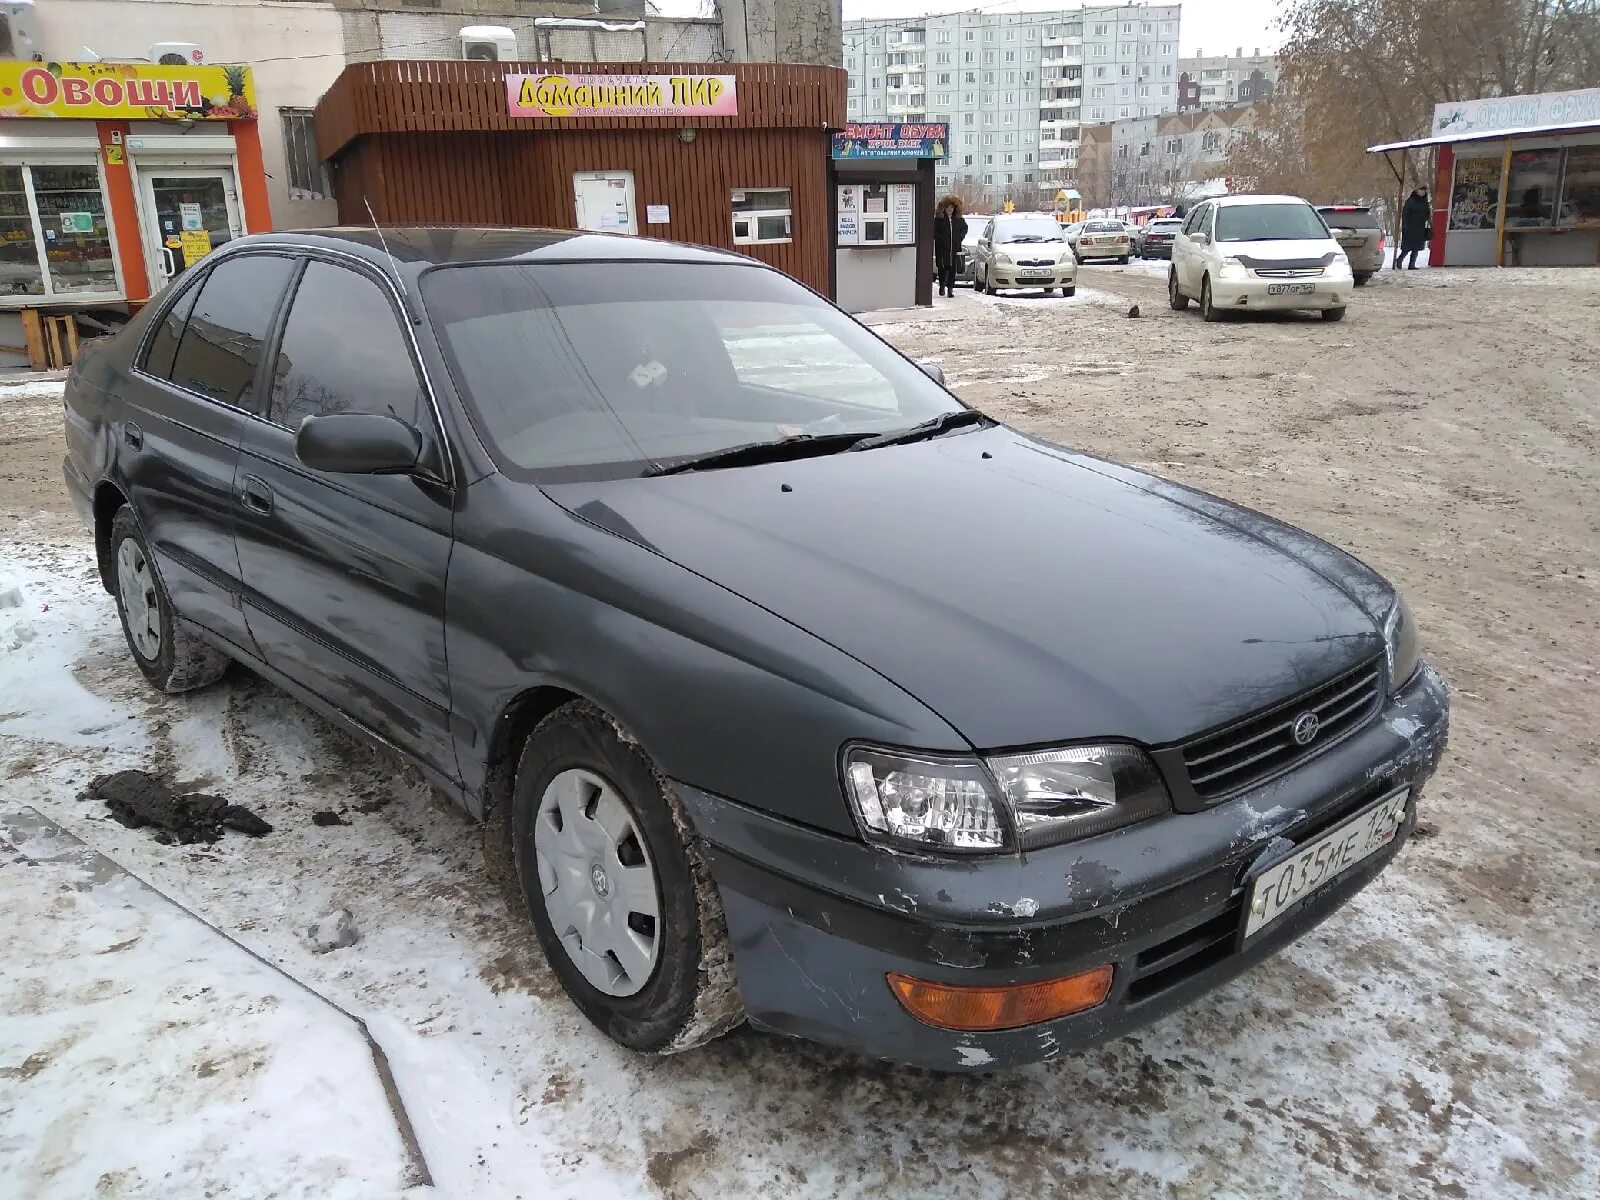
[1244,788,1409,939]
[1019,269,1053,279]
[1267,283,1316,295]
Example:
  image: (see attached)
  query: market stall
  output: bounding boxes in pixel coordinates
[1369,86,1600,268]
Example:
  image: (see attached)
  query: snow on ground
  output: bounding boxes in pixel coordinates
[4,265,1600,1200]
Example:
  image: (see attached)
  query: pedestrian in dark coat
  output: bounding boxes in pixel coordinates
[933,196,968,297]
[1398,187,1431,270]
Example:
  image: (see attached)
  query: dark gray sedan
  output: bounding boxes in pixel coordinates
[63,228,1448,1071]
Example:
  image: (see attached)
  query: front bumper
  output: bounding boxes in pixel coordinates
[1212,273,1354,310]
[988,263,1077,289]
[683,664,1449,1071]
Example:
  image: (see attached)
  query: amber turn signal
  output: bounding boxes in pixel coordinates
[886,965,1115,1032]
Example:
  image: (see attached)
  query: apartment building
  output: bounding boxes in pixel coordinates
[843,5,1182,199]
[1078,102,1265,208]
[1177,47,1278,112]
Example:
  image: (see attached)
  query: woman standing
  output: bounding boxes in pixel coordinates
[1398,187,1432,270]
[933,196,968,297]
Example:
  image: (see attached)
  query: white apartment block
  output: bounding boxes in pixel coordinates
[1177,47,1278,111]
[843,4,1182,196]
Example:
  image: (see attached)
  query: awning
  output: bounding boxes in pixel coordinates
[1368,118,1600,153]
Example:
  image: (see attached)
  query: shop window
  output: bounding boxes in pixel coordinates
[0,163,117,300]
[1561,146,1600,227]
[280,109,331,201]
[731,188,792,245]
[167,254,296,412]
[1505,149,1562,227]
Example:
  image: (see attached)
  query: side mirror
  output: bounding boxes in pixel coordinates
[295,412,423,476]
[1191,231,1210,245]
[918,362,946,385]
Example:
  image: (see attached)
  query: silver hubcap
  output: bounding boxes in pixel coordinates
[534,768,661,997]
[116,539,161,660]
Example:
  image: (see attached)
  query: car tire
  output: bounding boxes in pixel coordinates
[1354,273,1371,287]
[985,275,998,296]
[1201,276,1222,322]
[1063,286,1076,298]
[511,700,744,1054]
[1322,306,1348,322]
[1043,286,1056,295]
[109,507,229,694]
[1168,268,1188,310]
[1118,255,1130,265]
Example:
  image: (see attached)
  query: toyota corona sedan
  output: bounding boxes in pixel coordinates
[64,227,1448,1071]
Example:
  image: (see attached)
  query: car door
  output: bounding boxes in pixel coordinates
[119,252,298,653]
[1177,203,1210,293]
[232,255,458,779]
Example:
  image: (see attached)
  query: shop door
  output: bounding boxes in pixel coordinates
[572,171,637,235]
[139,170,242,285]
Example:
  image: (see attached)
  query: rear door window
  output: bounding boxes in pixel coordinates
[267,260,424,430]
[167,254,296,412]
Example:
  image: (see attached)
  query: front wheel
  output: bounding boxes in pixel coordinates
[110,507,229,693]
[1063,285,1077,298]
[1201,276,1222,322]
[1322,306,1347,322]
[512,701,744,1053]
[1042,286,1057,295]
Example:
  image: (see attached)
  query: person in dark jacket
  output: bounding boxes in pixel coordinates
[1398,187,1431,270]
[933,196,968,297]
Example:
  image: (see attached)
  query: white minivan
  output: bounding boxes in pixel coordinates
[1169,195,1355,322]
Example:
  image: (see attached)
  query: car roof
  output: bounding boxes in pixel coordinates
[218,226,750,273]
[1212,194,1315,207]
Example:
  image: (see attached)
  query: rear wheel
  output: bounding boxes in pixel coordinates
[1322,306,1347,322]
[512,701,743,1053]
[1118,255,1130,265]
[1354,273,1371,287]
[109,507,229,693]
[1168,268,1188,311]
[1201,276,1222,322]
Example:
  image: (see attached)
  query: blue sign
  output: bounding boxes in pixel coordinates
[832,122,948,160]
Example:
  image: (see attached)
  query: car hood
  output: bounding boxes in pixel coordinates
[1218,237,1342,263]
[995,238,1070,253]
[545,426,1387,750]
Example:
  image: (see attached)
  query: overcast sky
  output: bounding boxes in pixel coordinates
[656,2,1286,58]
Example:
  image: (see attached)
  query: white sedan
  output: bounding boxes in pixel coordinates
[971,215,1078,296]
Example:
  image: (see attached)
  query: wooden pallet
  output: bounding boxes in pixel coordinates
[19,310,80,371]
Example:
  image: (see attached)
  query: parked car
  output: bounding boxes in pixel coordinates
[1317,205,1385,285]
[1137,218,1185,260]
[957,214,990,286]
[972,214,1078,296]
[1061,220,1085,253]
[1170,194,1357,322]
[64,227,1447,1072]
[1074,219,1132,264]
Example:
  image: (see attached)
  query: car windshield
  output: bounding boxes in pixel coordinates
[421,261,965,479]
[1216,203,1331,242]
[1319,208,1381,230]
[993,220,1064,243]
[1084,221,1123,233]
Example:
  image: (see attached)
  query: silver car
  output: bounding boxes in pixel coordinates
[957,214,990,286]
[1316,205,1384,285]
[972,215,1079,295]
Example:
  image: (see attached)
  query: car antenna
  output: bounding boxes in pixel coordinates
[363,196,421,325]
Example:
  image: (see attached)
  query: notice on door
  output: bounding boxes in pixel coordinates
[179,202,204,231]
[646,204,670,225]
[179,228,213,263]
[890,183,916,244]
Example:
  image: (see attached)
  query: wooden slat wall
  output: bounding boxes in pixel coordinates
[316,61,847,160]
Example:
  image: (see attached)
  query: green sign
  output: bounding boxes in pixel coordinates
[60,212,94,234]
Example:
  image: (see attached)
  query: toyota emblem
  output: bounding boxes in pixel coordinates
[1291,712,1320,746]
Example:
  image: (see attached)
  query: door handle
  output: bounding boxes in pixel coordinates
[123,423,143,450]
[239,475,273,515]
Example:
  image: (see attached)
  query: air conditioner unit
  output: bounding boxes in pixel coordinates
[460,26,516,62]
[0,0,41,63]
[150,41,205,66]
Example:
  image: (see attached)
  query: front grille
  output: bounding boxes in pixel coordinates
[1254,267,1325,279]
[1017,258,1056,267]
[1180,657,1384,800]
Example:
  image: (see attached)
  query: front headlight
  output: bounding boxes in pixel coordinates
[844,743,1170,855]
[1218,257,1248,280]
[1384,594,1422,691]
[994,251,1014,266]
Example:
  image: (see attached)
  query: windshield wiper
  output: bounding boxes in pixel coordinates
[846,409,988,452]
[644,431,870,476]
